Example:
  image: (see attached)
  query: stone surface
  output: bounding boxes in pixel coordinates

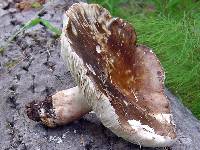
[0,0,200,150]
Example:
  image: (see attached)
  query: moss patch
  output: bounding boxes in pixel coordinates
[4,59,20,69]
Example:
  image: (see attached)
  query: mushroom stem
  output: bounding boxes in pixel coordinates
[26,86,91,127]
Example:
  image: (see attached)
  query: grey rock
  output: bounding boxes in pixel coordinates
[0,8,8,17]
[0,1,9,9]
[0,0,199,150]
[168,89,200,150]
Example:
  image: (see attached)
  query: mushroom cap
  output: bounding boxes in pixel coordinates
[61,2,176,147]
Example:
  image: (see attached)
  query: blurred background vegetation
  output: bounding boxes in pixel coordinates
[88,0,200,119]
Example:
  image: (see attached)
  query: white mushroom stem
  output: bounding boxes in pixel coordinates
[52,86,91,125]
[26,86,91,127]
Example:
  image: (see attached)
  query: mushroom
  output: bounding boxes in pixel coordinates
[26,2,176,147]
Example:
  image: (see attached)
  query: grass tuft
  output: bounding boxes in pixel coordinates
[31,2,43,9]
[0,47,4,55]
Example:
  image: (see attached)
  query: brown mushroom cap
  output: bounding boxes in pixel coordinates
[62,2,176,147]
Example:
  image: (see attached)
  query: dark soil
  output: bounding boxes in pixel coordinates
[0,0,200,150]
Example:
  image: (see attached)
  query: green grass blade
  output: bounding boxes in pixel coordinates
[39,18,62,36]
